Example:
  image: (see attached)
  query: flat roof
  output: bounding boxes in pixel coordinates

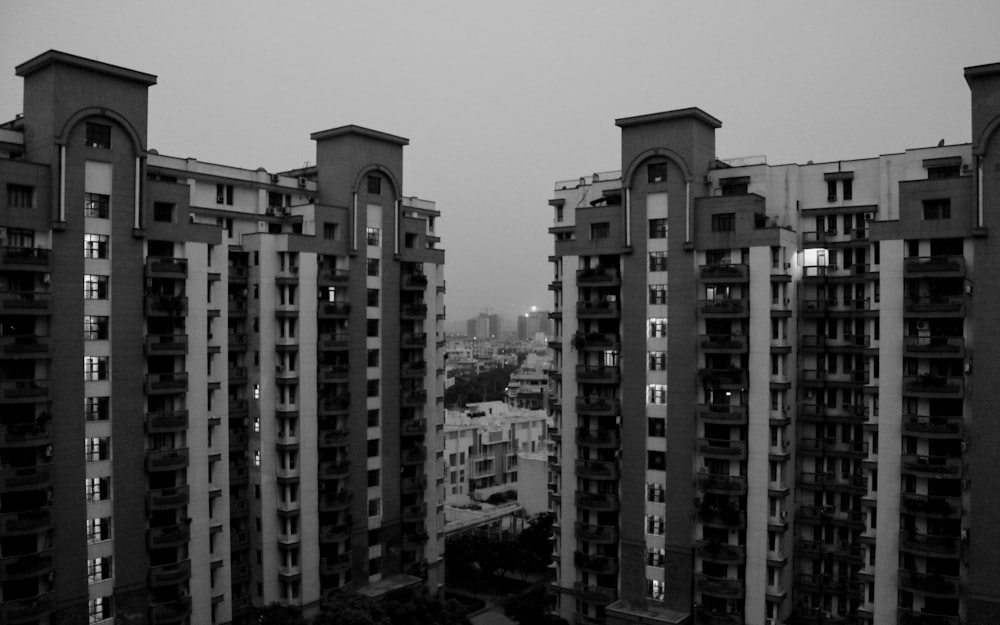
[16,50,157,86]
[965,61,1000,83]
[310,124,409,146]
[616,107,722,129]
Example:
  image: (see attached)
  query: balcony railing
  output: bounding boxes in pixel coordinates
[903,374,963,396]
[898,570,960,597]
[699,299,748,316]
[903,335,964,356]
[695,540,746,563]
[700,263,749,281]
[145,410,188,434]
[148,559,191,586]
[576,428,619,447]
[576,267,620,285]
[575,396,620,416]
[905,255,965,276]
[699,334,747,350]
[147,486,189,510]
[574,459,619,480]
[574,522,618,544]
[905,296,965,315]
[0,422,50,447]
[697,438,747,459]
[695,574,744,598]
[146,448,189,472]
[575,491,619,512]
[901,454,964,476]
[902,415,964,437]
[697,403,748,424]
[576,300,620,317]
[145,257,188,277]
[697,473,747,494]
[317,301,351,317]
[899,530,961,556]
[573,551,618,574]
[145,371,189,394]
[575,365,620,383]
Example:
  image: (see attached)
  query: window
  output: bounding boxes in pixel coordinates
[647,579,665,601]
[88,596,113,624]
[367,288,379,307]
[367,258,380,276]
[648,418,665,437]
[85,396,109,421]
[6,227,33,247]
[720,178,749,195]
[647,483,664,503]
[84,316,109,340]
[590,222,610,240]
[87,556,112,583]
[85,437,110,462]
[368,469,380,487]
[85,122,111,149]
[648,384,667,404]
[646,547,665,566]
[85,477,110,502]
[218,184,235,205]
[827,180,838,201]
[923,199,951,220]
[84,234,109,259]
[555,205,564,222]
[367,497,382,517]
[366,227,380,246]
[367,439,380,457]
[649,252,668,271]
[711,213,735,232]
[153,202,174,223]
[84,274,109,299]
[366,319,379,337]
[84,356,109,381]
[646,515,664,535]
[648,351,666,371]
[7,184,34,208]
[648,318,667,338]
[367,349,380,367]
[367,379,380,397]
[649,284,667,305]
[843,179,853,200]
[928,165,961,179]
[87,517,111,543]
[367,409,380,427]
[367,175,382,195]
[323,223,339,240]
[404,232,417,248]
[647,162,668,183]
[649,218,667,239]
[85,193,110,218]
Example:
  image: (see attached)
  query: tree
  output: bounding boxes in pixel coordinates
[314,589,471,625]
[502,584,567,625]
[517,512,556,572]
[256,603,307,625]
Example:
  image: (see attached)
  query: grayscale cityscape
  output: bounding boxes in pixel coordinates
[2,3,1000,625]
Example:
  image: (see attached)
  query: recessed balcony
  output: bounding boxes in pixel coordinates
[319,460,351,479]
[576,428,620,448]
[1,465,51,492]
[903,335,965,358]
[147,485,190,510]
[575,491,619,512]
[402,475,428,494]
[145,371,188,394]
[319,365,350,384]
[574,521,618,544]
[0,552,52,581]
[698,506,745,528]
[695,574,744,599]
[401,417,427,436]
[798,437,868,457]
[576,300,620,318]
[698,368,746,390]
[145,256,188,278]
[0,334,49,357]
[147,524,190,549]
[0,510,50,537]
[901,454,964,477]
[698,438,747,459]
[145,294,188,317]
[2,246,50,269]
[697,403,748,425]
[576,266,620,286]
[905,296,965,317]
[319,428,349,447]
[697,473,747,495]
[401,446,428,465]
[699,299,748,317]
[898,570,960,597]
[575,365,620,384]
[572,332,620,351]
[573,551,618,575]
[145,410,188,434]
[699,263,749,282]
[905,255,965,277]
[902,415,964,438]
[146,448,188,472]
[796,505,866,528]
[899,530,962,557]
[0,422,50,448]
[320,523,351,544]
[402,502,427,523]
[0,379,50,403]
[898,607,960,625]
[798,471,868,493]
[148,559,191,587]
[402,332,428,348]
[317,301,351,318]
[575,396,620,416]
[319,332,350,351]
[319,493,351,512]
[402,361,428,378]
[0,289,51,315]
[700,334,747,352]
[695,540,746,564]
[401,273,428,289]
[574,459,619,480]
[903,375,963,397]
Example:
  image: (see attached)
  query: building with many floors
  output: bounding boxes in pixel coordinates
[0,50,445,625]
[545,61,1000,625]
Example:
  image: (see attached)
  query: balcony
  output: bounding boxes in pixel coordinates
[145,371,188,394]
[798,437,868,457]
[402,303,428,318]
[320,553,352,575]
[318,268,349,286]
[898,607,960,625]
[319,428,349,447]
[797,506,866,528]
[319,394,351,415]
[402,502,427,523]
[900,530,962,557]
[695,540,746,564]
[700,334,747,352]
[576,300,620,318]
[905,296,965,316]
[694,607,743,625]
[798,472,868,493]
[0,552,52,581]
[0,510,51,537]
[402,332,428,348]
[402,361,428,378]
[142,333,189,356]
[402,389,429,407]
[698,506,746,528]
[402,446,428,464]
[571,332,620,351]
[320,523,351,543]
[146,448,189,472]
[0,334,49,357]
[697,438,747,459]
[149,598,191,625]
[145,257,188,278]
[573,551,618,575]
[695,574,744,599]
[576,428,620,448]
[697,403,748,425]
[574,521,618,544]
[902,415,964,438]
[402,273,428,289]
[575,365,620,384]
[318,365,349,384]
[575,491,620,512]
[0,422,50,448]
[798,402,868,423]
[576,266,620,286]
[905,255,965,277]
[0,594,53,624]
[145,410,188,434]
[2,246,50,269]
[573,582,617,604]
[402,418,427,436]
[318,301,351,318]
[699,263,749,282]
[898,570,960,597]
[699,299,749,317]
[901,454,964,477]
[575,396,619,416]
[698,368,746,390]
[319,492,351,512]
[402,475,428,494]
[0,290,51,315]
[904,335,965,358]
[149,559,191,587]
[1,465,51,492]
[319,332,350,351]
[319,460,351,479]
[796,573,863,595]
[697,473,747,495]
[147,485,190,510]
[145,294,188,316]
[904,375,963,397]
[0,379,50,403]
[575,459,619,480]
[147,524,190,549]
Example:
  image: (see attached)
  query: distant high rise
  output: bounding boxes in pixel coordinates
[545,61,1000,625]
[466,312,500,339]
[517,309,551,340]
[0,50,445,625]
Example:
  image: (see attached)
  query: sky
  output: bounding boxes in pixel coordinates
[3,1,999,331]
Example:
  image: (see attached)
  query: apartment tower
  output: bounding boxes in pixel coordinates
[0,50,445,625]
[546,61,1000,625]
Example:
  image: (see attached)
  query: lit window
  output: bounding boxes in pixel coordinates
[648,318,668,338]
[85,122,111,149]
[85,396,109,421]
[649,252,667,271]
[648,384,667,404]
[648,284,667,305]
[647,579,665,601]
[646,547,665,566]
[84,315,109,340]
[646,515,664,535]
[648,351,667,371]
[646,483,664,503]
[84,356,109,381]
[85,477,110,502]
[84,234,109,259]
[88,596,113,623]
[85,437,110,462]
[366,227,380,246]
[84,274,109,299]
[87,556,112,583]
[84,193,109,218]
[87,517,111,543]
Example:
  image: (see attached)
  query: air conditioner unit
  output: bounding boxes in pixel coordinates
[298,177,307,188]
[266,207,276,216]
[827,228,837,235]
[962,163,972,173]
[864,212,874,221]
[784,262,791,269]
[780,510,787,519]
[916,321,928,330]
[270,173,280,184]
[281,206,291,216]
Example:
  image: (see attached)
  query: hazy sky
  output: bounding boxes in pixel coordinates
[3,1,999,330]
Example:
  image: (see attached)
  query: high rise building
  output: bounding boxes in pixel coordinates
[466,312,500,340]
[0,50,445,625]
[518,308,552,340]
[545,61,1000,625]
